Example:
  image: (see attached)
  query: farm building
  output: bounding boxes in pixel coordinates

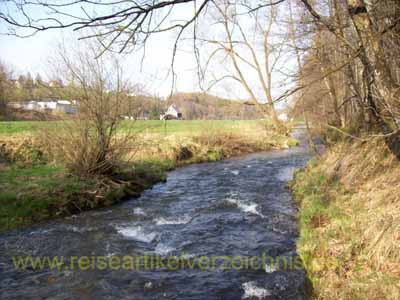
[7,100,77,114]
[160,104,182,120]
[55,100,77,114]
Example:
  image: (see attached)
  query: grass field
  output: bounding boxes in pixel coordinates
[0,121,46,135]
[0,165,91,230]
[0,120,263,135]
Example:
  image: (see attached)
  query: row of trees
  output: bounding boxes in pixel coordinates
[13,73,64,101]
[289,0,400,156]
[166,93,261,120]
[193,0,400,146]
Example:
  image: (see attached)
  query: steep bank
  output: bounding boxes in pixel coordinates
[292,138,400,299]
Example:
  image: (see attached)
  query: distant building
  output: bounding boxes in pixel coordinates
[37,100,57,110]
[122,111,150,121]
[55,100,77,114]
[278,113,289,122]
[26,101,39,110]
[48,80,63,88]
[7,99,77,114]
[160,104,182,120]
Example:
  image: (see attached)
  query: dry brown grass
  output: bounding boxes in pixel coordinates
[39,121,139,176]
[130,128,290,166]
[293,137,400,299]
[0,134,46,165]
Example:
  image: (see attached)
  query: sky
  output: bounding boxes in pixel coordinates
[0,1,296,106]
[0,1,220,98]
[0,27,204,98]
[1,30,57,76]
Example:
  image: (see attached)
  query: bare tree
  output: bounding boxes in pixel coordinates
[45,41,135,175]
[199,0,287,130]
[292,0,400,156]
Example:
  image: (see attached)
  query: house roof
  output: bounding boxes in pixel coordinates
[57,100,72,105]
[167,104,179,112]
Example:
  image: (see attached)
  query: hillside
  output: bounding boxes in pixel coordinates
[131,92,262,120]
[164,92,262,120]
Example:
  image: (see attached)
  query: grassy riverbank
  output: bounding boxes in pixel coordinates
[0,120,296,231]
[292,138,400,299]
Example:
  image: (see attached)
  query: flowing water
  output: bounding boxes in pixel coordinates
[0,130,313,300]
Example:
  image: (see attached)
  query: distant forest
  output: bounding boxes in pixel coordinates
[0,71,262,120]
[132,92,262,120]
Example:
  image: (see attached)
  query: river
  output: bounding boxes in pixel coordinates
[0,130,312,300]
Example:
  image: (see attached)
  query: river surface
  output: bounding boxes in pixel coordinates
[0,130,312,300]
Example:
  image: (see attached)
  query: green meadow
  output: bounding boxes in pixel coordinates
[0,120,263,136]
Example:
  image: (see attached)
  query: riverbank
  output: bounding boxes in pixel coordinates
[0,120,297,231]
[292,137,400,299]
[0,127,309,300]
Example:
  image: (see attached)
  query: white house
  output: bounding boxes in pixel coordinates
[7,99,77,114]
[37,101,57,110]
[278,113,289,122]
[55,100,77,114]
[21,101,39,110]
[160,104,182,120]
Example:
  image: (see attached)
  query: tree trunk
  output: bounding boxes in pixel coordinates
[347,0,400,159]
